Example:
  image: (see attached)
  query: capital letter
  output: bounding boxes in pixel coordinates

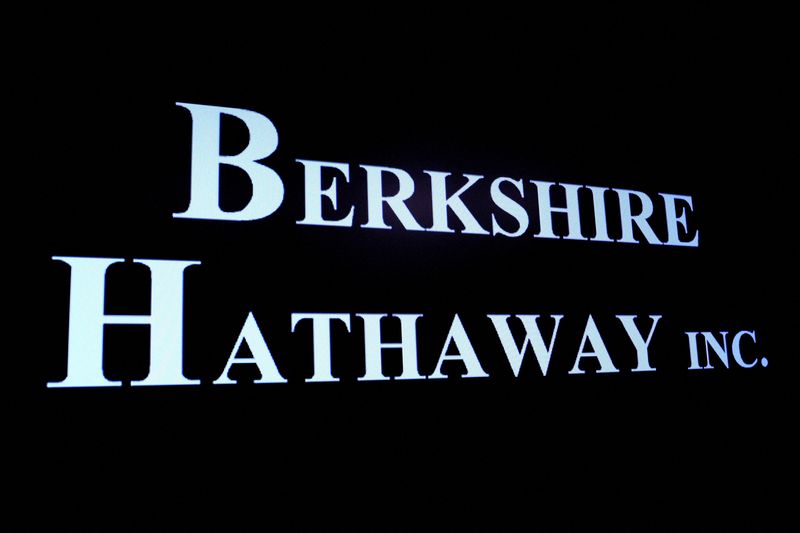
[428,172,490,235]
[291,313,351,382]
[296,159,354,227]
[703,332,729,369]
[174,102,283,221]
[215,312,286,384]
[429,315,489,379]
[660,193,699,247]
[732,330,757,368]
[357,314,424,381]
[615,188,662,245]
[687,332,703,370]
[569,315,619,374]
[585,186,614,242]
[488,314,563,376]
[531,181,586,240]
[50,256,200,388]
[360,165,425,231]
[617,315,662,372]
[490,177,529,237]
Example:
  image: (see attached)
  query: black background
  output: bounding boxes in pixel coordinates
[16,10,794,532]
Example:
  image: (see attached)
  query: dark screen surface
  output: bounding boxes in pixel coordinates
[17,14,793,531]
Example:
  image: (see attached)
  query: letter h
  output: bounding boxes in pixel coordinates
[50,257,200,387]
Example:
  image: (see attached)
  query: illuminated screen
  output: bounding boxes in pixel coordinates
[18,26,791,530]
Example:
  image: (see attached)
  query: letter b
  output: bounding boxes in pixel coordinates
[174,102,284,221]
